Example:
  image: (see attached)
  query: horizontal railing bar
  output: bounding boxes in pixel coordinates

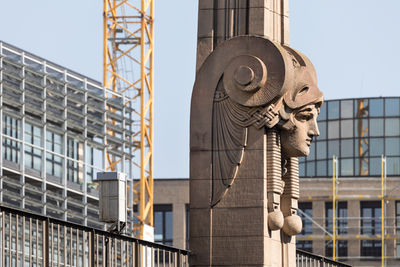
[0,204,189,255]
[296,249,352,267]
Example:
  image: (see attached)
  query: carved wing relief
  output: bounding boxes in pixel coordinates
[211,79,250,207]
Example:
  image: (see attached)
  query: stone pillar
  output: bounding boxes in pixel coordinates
[172,203,187,249]
[313,201,325,256]
[190,1,322,266]
[347,200,360,258]
[196,0,289,71]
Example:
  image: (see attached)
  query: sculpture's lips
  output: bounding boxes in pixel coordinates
[306,139,312,146]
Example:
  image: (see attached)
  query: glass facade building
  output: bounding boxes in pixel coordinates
[300,97,400,178]
[0,41,137,228]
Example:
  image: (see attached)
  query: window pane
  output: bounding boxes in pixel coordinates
[370,138,384,157]
[370,119,383,136]
[341,139,353,158]
[316,160,327,176]
[319,103,327,120]
[355,99,369,118]
[385,138,400,156]
[387,157,400,176]
[299,162,305,177]
[328,140,339,158]
[340,119,353,138]
[385,98,400,116]
[308,143,315,160]
[154,211,163,241]
[369,99,384,117]
[316,141,326,159]
[355,119,368,137]
[317,121,326,140]
[328,101,339,120]
[165,211,173,240]
[341,158,353,176]
[355,158,369,176]
[306,161,315,177]
[370,157,382,176]
[341,100,353,118]
[355,138,369,157]
[385,118,400,136]
[328,121,339,139]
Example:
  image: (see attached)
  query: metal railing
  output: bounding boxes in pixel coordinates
[296,249,352,267]
[0,205,189,266]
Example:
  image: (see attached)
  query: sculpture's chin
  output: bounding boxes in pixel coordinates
[282,146,309,158]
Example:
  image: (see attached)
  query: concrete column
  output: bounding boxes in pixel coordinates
[172,203,187,249]
[313,201,325,255]
[386,200,395,257]
[196,0,289,71]
[347,200,360,258]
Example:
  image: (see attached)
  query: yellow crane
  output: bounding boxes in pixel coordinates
[103,0,154,238]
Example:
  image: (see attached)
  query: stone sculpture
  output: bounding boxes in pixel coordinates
[190,35,323,265]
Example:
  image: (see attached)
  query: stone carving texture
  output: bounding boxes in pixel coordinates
[190,35,323,265]
[206,36,323,234]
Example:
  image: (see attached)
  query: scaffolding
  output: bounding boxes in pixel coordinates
[0,41,137,230]
[298,155,400,264]
[103,0,154,238]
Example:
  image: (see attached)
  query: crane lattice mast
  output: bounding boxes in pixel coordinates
[103,0,154,238]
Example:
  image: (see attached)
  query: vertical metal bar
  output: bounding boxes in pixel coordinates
[22,216,26,267]
[96,234,99,266]
[135,242,139,267]
[89,230,94,267]
[162,249,165,267]
[332,155,337,261]
[57,224,60,267]
[35,219,38,265]
[29,218,32,266]
[9,214,12,267]
[381,155,386,267]
[126,240,130,267]
[83,231,86,267]
[114,239,116,267]
[44,219,49,267]
[51,222,54,266]
[1,212,4,267]
[156,248,159,267]
[16,214,18,267]
[70,228,73,266]
[64,226,67,267]
[76,229,79,267]
[102,235,104,266]
[132,241,136,267]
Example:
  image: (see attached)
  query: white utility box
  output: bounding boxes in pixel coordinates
[96,172,126,223]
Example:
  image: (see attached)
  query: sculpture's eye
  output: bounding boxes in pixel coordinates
[295,111,313,122]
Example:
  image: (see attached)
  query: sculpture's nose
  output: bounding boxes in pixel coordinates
[309,117,320,137]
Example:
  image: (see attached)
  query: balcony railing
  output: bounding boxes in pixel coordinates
[0,205,189,266]
[296,249,352,267]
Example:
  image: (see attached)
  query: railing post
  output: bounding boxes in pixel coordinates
[89,230,95,267]
[44,218,49,267]
[135,241,140,267]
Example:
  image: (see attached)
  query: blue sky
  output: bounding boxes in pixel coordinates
[1,1,399,178]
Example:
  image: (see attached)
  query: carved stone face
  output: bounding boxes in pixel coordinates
[281,104,320,157]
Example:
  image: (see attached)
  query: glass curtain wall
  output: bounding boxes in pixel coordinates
[300,97,400,178]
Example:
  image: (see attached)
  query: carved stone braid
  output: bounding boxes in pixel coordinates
[266,129,284,230]
[282,157,300,200]
[281,157,302,236]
